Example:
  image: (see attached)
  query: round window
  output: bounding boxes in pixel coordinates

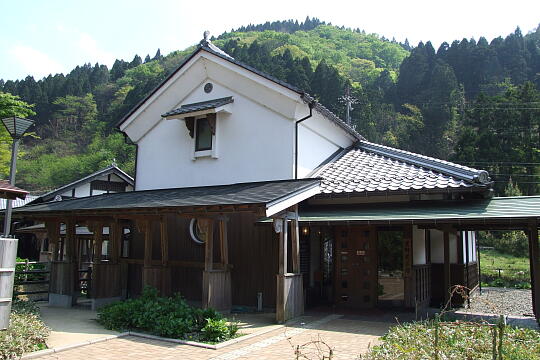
[189,218,206,244]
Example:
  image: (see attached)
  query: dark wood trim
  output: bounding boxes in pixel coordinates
[443,227,451,304]
[528,221,540,320]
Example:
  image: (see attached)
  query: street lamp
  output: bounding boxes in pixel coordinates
[1,116,34,237]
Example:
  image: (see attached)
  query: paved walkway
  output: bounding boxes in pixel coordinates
[29,311,393,360]
[38,303,119,348]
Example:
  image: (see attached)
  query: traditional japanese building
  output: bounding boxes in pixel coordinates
[14,34,540,322]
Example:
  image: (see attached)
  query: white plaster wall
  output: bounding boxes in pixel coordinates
[297,109,354,178]
[412,226,426,265]
[135,80,295,190]
[430,229,458,264]
[464,231,477,262]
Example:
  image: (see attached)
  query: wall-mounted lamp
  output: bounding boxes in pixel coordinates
[301,226,310,236]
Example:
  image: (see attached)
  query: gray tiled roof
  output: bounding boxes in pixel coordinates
[162,96,234,118]
[14,179,320,214]
[316,146,490,195]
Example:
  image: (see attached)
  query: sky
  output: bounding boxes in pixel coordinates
[1,0,539,81]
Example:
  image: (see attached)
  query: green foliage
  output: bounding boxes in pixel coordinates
[0,300,49,360]
[359,320,540,360]
[97,287,238,343]
[478,246,531,288]
[201,318,239,343]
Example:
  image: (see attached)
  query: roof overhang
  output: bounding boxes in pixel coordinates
[14,179,321,218]
[296,196,540,229]
[162,96,234,120]
[0,181,28,200]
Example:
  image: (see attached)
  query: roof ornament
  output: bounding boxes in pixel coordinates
[200,30,211,47]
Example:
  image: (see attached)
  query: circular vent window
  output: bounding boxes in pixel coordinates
[204,82,213,93]
[189,218,206,244]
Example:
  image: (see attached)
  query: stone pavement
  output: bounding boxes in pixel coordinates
[28,313,392,360]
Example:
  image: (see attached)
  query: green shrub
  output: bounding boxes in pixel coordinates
[200,318,239,343]
[0,300,49,360]
[97,286,238,343]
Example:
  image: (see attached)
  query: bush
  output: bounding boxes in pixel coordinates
[0,300,49,360]
[201,318,239,343]
[97,286,239,343]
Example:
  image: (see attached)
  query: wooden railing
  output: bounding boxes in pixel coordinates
[412,264,431,308]
[14,261,50,300]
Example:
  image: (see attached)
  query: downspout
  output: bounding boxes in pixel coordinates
[295,100,316,179]
[116,129,138,190]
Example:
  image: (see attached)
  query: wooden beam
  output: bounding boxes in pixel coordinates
[160,216,169,267]
[528,221,540,320]
[443,226,451,305]
[218,216,229,266]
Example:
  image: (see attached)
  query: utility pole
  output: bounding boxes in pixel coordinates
[339,85,357,127]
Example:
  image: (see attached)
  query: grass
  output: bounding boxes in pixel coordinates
[479,249,531,288]
[358,320,540,360]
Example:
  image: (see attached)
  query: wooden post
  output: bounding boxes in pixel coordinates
[137,220,151,268]
[46,221,60,261]
[92,222,103,265]
[274,215,303,323]
[109,220,121,264]
[218,216,229,266]
[65,218,76,263]
[201,217,231,311]
[278,218,288,275]
[160,216,169,267]
[528,221,540,320]
[443,227,451,305]
[201,219,214,271]
[0,237,17,330]
[291,210,300,274]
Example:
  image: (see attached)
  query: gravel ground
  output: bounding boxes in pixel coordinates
[462,287,533,317]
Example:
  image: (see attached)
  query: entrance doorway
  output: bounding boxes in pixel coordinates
[334,226,377,308]
[377,231,404,306]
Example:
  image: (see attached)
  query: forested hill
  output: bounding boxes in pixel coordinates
[1,18,540,196]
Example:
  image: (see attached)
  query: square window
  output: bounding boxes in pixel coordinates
[195,118,212,151]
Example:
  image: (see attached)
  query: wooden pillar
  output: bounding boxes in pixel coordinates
[109,220,120,264]
[275,214,303,323]
[201,218,214,271]
[291,211,300,274]
[46,221,60,261]
[91,222,103,265]
[528,221,540,320]
[218,216,229,266]
[443,227,451,305]
[160,216,169,267]
[201,217,231,312]
[64,218,76,263]
[278,218,288,275]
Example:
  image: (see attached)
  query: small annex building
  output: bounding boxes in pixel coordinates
[14,34,540,322]
[15,164,134,262]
